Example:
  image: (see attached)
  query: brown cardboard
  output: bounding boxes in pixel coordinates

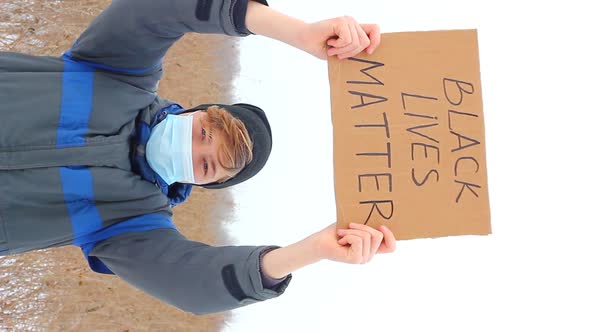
[328,30,491,240]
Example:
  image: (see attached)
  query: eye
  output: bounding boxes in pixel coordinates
[203,159,209,174]
[201,128,206,140]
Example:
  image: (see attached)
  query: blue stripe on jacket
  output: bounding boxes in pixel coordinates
[79,213,177,274]
[58,56,102,245]
[60,166,103,246]
[57,57,94,148]
[57,56,177,274]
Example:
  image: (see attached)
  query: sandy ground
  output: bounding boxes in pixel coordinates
[1,0,241,330]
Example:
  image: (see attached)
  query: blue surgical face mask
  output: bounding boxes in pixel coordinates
[146,114,195,185]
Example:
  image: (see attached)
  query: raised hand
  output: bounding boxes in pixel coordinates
[304,17,381,60]
[245,1,381,60]
[313,222,396,264]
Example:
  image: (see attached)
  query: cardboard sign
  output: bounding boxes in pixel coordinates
[328,30,491,240]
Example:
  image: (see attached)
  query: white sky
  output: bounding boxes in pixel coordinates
[223,1,590,331]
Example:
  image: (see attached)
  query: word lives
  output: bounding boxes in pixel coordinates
[402,78,483,203]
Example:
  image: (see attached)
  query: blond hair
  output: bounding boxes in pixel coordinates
[206,106,253,179]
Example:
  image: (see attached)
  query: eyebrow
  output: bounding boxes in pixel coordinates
[201,119,213,142]
[206,123,218,180]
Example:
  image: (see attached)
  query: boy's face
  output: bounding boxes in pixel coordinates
[184,111,235,185]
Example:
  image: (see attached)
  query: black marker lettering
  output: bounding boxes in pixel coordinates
[411,142,440,163]
[406,123,440,144]
[401,92,438,110]
[412,168,439,186]
[443,78,474,106]
[404,112,438,120]
[450,131,480,152]
[359,200,394,225]
[348,90,388,109]
[354,112,390,139]
[346,57,385,85]
[358,173,393,193]
[356,142,392,168]
[448,109,478,131]
[454,180,481,203]
[454,156,480,176]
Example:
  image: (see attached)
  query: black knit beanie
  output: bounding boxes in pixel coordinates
[184,103,272,189]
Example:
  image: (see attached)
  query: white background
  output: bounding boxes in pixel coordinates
[225,1,590,331]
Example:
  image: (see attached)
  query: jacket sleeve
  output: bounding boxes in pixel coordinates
[89,228,291,315]
[68,0,268,73]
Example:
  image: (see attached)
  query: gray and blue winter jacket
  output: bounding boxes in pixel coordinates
[0,0,290,315]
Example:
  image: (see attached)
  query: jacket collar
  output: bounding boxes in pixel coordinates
[131,104,192,206]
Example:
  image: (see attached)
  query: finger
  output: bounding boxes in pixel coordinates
[328,21,361,58]
[326,17,353,49]
[337,23,370,59]
[347,236,364,264]
[337,234,364,264]
[337,21,361,59]
[337,231,357,245]
[357,23,372,51]
[349,223,383,260]
[377,225,396,253]
[327,36,355,57]
[337,229,371,262]
[361,24,381,54]
[360,24,380,54]
[326,35,345,48]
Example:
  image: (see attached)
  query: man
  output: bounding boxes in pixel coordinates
[0,0,395,315]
